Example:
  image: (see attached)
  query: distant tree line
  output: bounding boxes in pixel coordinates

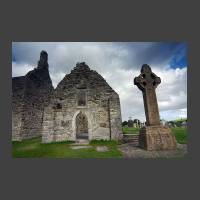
[168,118,187,127]
[122,118,187,128]
[122,119,142,127]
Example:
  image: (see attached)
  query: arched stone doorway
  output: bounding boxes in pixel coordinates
[76,111,88,139]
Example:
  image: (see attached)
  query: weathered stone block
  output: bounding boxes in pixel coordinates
[139,126,177,150]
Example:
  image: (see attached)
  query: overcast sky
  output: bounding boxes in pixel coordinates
[12,42,187,122]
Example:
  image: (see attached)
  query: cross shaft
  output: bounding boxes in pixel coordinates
[134,64,161,126]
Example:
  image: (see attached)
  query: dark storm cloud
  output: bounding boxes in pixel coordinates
[114,42,187,70]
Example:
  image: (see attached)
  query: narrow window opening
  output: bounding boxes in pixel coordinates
[77,90,86,106]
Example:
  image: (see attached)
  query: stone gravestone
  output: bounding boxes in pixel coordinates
[134,64,177,150]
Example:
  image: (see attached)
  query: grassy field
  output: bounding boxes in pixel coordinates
[12,137,122,158]
[171,127,187,144]
[12,127,187,158]
[122,126,140,134]
[123,126,187,144]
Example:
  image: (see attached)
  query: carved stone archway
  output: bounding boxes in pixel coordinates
[76,112,88,139]
[72,110,92,141]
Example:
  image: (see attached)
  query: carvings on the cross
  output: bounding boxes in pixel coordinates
[134,64,177,150]
[134,64,161,126]
[134,64,161,91]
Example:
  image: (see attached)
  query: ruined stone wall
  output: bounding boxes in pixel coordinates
[42,63,123,143]
[12,51,53,141]
[19,67,53,139]
[12,76,25,140]
[109,93,123,140]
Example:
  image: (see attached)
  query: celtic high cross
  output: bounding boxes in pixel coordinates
[134,64,161,126]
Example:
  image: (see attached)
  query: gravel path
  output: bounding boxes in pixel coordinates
[118,143,187,158]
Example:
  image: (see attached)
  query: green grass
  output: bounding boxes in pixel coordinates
[171,127,187,144]
[174,118,187,122]
[122,126,140,134]
[122,126,188,144]
[12,137,122,158]
[12,127,187,158]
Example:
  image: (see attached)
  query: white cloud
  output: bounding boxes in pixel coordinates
[12,62,34,77]
[50,71,66,88]
[102,65,187,121]
[12,42,187,121]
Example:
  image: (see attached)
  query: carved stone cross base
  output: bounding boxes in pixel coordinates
[139,125,177,150]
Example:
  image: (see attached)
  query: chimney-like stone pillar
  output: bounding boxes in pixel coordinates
[38,50,49,69]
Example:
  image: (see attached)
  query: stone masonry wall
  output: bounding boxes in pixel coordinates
[42,62,123,143]
[12,76,25,140]
[12,51,53,141]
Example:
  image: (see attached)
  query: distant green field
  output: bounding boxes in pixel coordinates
[122,126,187,144]
[122,126,140,134]
[12,137,122,158]
[171,127,187,144]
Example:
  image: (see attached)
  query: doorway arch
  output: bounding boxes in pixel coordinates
[72,110,92,140]
[76,111,88,139]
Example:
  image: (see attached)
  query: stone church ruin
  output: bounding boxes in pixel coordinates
[12,51,123,142]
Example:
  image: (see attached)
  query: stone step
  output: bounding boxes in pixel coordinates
[122,134,139,146]
[73,139,89,145]
[123,134,139,137]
